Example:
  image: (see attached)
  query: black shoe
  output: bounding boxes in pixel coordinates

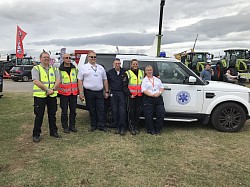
[50,132,62,138]
[147,131,156,135]
[114,129,120,134]
[69,127,78,133]
[33,136,41,143]
[130,129,136,135]
[63,128,70,133]
[89,127,97,132]
[120,129,126,136]
[99,128,111,132]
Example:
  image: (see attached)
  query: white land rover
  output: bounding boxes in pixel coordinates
[77,54,250,132]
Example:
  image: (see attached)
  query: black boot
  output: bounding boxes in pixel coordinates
[129,123,136,135]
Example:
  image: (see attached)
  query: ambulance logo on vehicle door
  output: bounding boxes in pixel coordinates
[176,91,191,105]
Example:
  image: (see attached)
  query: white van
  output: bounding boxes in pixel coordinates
[77,53,250,132]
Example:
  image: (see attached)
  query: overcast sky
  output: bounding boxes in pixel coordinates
[0,0,250,59]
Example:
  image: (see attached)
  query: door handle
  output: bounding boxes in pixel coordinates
[164,87,171,90]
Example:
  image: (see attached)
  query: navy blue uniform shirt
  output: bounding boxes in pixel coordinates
[107,68,126,91]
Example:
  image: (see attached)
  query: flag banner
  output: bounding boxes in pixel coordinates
[16,25,27,59]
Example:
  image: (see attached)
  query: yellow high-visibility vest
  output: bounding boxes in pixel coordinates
[126,69,144,96]
[33,65,57,98]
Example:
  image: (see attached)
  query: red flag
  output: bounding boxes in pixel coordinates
[16,25,27,59]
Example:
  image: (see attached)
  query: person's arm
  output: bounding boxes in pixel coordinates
[77,69,85,101]
[53,68,61,91]
[78,79,85,101]
[103,79,109,98]
[123,73,132,97]
[211,69,214,76]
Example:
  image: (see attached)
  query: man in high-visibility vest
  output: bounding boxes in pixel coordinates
[32,51,61,143]
[123,59,144,135]
[58,53,78,133]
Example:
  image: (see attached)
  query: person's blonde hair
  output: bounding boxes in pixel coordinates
[145,65,153,71]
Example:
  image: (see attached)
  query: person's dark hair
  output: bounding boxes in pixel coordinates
[40,51,50,58]
[131,59,138,64]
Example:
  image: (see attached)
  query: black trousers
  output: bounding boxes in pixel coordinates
[127,96,143,126]
[143,95,165,133]
[33,96,58,137]
[110,90,126,130]
[60,94,77,129]
[84,89,105,129]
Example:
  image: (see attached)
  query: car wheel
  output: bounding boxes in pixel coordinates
[211,103,246,132]
[22,76,29,82]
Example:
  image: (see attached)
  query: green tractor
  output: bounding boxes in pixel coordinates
[221,49,250,73]
[185,51,213,75]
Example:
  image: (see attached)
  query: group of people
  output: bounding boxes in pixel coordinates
[200,63,244,85]
[32,51,165,143]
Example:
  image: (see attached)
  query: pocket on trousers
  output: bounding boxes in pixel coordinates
[33,105,40,115]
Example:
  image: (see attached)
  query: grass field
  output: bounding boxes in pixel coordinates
[0,92,250,187]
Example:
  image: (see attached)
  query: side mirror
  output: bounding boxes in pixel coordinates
[188,76,197,83]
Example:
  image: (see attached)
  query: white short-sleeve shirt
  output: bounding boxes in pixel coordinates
[77,62,107,91]
[141,76,164,94]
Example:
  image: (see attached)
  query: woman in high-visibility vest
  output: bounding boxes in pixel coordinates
[123,59,144,135]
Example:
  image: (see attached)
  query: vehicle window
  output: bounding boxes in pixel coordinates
[24,66,33,70]
[123,60,130,71]
[11,67,21,71]
[83,54,116,71]
[156,61,189,84]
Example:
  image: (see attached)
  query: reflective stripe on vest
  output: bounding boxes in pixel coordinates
[126,69,144,96]
[33,65,57,98]
[58,68,79,96]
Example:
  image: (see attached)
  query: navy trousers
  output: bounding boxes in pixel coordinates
[143,95,165,133]
[84,89,105,129]
[110,90,126,130]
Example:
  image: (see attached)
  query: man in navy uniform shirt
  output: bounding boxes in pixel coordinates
[107,58,126,135]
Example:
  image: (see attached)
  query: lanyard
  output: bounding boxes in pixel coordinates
[148,77,154,87]
[91,65,97,73]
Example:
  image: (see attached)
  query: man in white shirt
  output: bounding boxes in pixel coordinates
[78,51,109,132]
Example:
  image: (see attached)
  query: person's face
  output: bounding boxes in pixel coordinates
[63,55,71,64]
[131,61,138,70]
[40,54,50,65]
[227,69,231,74]
[113,60,121,69]
[88,52,97,63]
[206,65,211,70]
[145,67,153,76]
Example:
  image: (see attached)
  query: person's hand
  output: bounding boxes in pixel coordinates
[130,95,135,99]
[104,92,109,99]
[79,93,85,101]
[47,89,54,96]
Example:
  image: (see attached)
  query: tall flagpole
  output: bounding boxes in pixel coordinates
[157,0,166,57]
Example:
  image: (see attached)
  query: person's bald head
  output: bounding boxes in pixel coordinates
[63,53,71,65]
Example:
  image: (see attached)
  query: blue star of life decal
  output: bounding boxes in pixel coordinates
[176,91,191,105]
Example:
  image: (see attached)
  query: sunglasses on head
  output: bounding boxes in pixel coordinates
[89,56,97,59]
[65,57,71,59]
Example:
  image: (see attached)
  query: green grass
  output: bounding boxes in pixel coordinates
[0,92,250,187]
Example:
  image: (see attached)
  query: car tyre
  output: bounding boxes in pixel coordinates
[12,78,19,82]
[22,76,29,82]
[211,103,246,132]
